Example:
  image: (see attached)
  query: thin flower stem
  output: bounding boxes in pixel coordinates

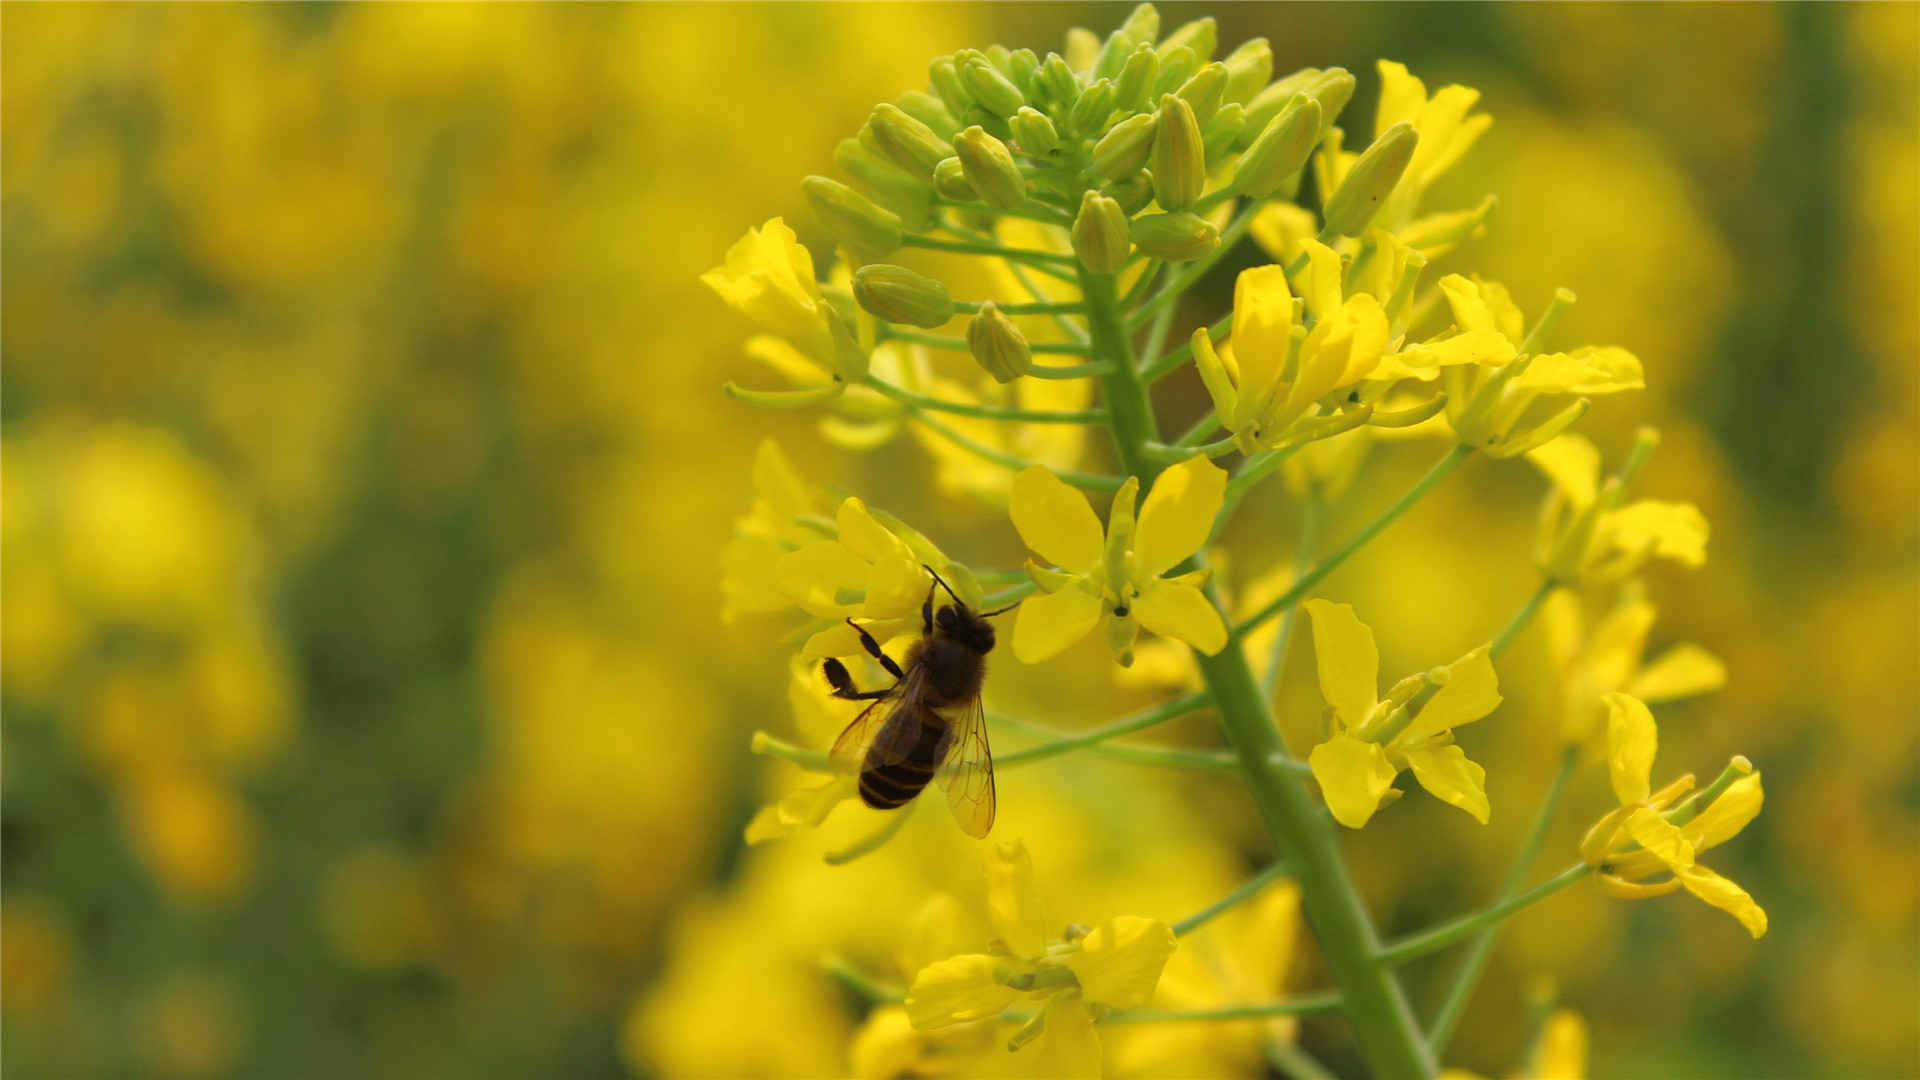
[1424,746,1579,1054]
[1173,862,1292,936]
[1025,361,1116,378]
[993,710,1244,772]
[1267,1037,1342,1080]
[862,377,1108,424]
[1261,497,1325,701]
[1175,411,1222,447]
[1126,201,1262,330]
[1145,309,1233,383]
[1144,437,1238,462]
[1491,580,1558,660]
[981,581,1037,609]
[994,693,1210,767]
[1121,259,1165,309]
[882,329,1093,356]
[954,299,1086,316]
[1377,863,1594,967]
[902,233,1078,265]
[1103,994,1344,1023]
[910,413,1125,492]
[751,731,829,770]
[972,567,1029,585]
[824,802,915,865]
[1231,445,1474,642]
[823,955,904,1004]
[1138,287,1180,376]
[1213,446,1301,540]
[1001,257,1091,340]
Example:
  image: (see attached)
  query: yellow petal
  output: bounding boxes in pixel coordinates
[837,498,913,564]
[1526,435,1601,509]
[1250,201,1318,265]
[1603,692,1657,807]
[1303,599,1381,725]
[1627,643,1727,703]
[1682,771,1763,854]
[1191,329,1240,430]
[1605,500,1708,567]
[1437,274,1497,336]
[1598,872,1683,899]
[1012,587,1104,664]
[1010,467,1105,573]
[1300,239,1345,320]
[1531,1009,1589,1080]
[1624,807,1695,871]
[987,839,1051,958]
[1132,581,1227,656]
[1230,265,1295,402]
[1675,864,1768,938]
[745,332,831,385]
[1308,734,1399,828]
[904,954,1018,1029]
[1579,804,1634,866]
[777,541,869,616]
[1133,457,1228,579]
[863,555,926,620]
[1374,60,1427,134]
[1541,587,1582,674]
[1402,743,1490,824]
[1583,599,1657,700]
[1012,994,1102,1080]
[849,1007,922,1080]
[901,893,975,976]
[1394,328,1516,372]
[1402,645,1500,743]
[1065,916,1176,1009]
[1513,347,1645,395]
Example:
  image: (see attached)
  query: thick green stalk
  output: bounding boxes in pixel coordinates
[1084,262,1437,1080]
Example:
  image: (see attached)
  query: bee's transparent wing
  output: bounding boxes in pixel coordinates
[935,696,996,838]
[828,661,922,774]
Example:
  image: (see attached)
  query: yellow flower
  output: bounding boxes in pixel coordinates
[1439,1007,1586,1080]
[721,439,825,623]
[1528,433,1709,587]
[1303,599,1501,828]
[904,840,1177,1078]
[1544,587,1726,743]
[703,216,864,388]
[1579,693,1767,938]
[1009,458,1229,665]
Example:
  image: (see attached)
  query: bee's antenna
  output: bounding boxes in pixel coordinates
[921,564,964,607]
[979,601,1021,618]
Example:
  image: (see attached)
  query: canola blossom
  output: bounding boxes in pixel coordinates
[707,7,1767,1077]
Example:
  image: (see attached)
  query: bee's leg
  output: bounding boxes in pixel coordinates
[845,618,905,680]
[822,657,891,700]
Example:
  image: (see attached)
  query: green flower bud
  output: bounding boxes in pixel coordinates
[1008,48,1039,92]
[1094,29,1137,82]
[1131,210,1219,261]
[834,139,935,230]
[983,44,1013,74]
[1113,45,1160,114]
[1232,95,1319,197]
[928,56,972,118]
[1011,106,1060,157]
[803,175,903,258]
[1201,102,1244,165]
[1151,94,1206,211]
[1156,16,1216,64]
[1102,171,1155,215]
[1242,66,1354,147]
[1068,78,1117,138]
[932,156,977,202]
[853,264,954,328]
[1072,190,1131,274]
[1222,38,1272,105]
[1154,45,1197,97]
[967,301,1032,383]
[959,55,1025,118]
[1322,121,1418,237]
[1090,112,1157,182]
[870,102,953,177]
[1119,2,1160,46]
[1175,61,1229,125]
[1034,53,1079,111]
[897,90,957,139]
[954,126,1026,209]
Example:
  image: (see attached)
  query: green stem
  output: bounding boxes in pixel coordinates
[1173,862,1291,936]
[1145,437,1237,462]
[994,693,1209,767]
[1104,994,1344,1023]
[1377,863,1593,967]
[1490,580,1557,660]
[823,955,905,1004]
[1267,1037,1342,1080]
[1175,411,1222,447]
[1085,263,1435,1079]
[955,299,1086,316]
[993,711,1243,772]
[910,413,1125,492]
[1424,747,1577,1054]
[1145,309,1233,383]
[902,234,1078,265]
[1214,446,1301,538]
[1232,445,1473,642]
[863,377,1108,424]
[1126,202,1261,330]
[1261,497,1324,700]
[881,329,1092,356]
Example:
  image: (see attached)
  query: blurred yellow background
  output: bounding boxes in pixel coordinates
[3,4,1914,1078]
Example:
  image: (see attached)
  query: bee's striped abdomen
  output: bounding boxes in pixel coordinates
[859,713,947,810]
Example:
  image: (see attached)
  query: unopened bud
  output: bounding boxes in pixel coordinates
[870,103,953,177]
[1119,2,1160,44]
[1156,16,1216,64]
[954,126,1026,209]
[929,56,971,118]
[933,156,977,202]
[853,264,953,328]
[1113,46,1160,113]
[1154,45,1197,97]
[1072,191,1131,274]
[960,55,1025,118]
[1222,38,1272,104]
[834,140,935,229]
[967,302,1033,383]
[1102,171,1155,215]
[1233,95,1320,197]
[1321,121,1418,237]
[803,175,902,258]
[1008,48,1039,92]
[1242,66,1353,147]
[1011,107,1060,157]
[897,91,957,139]
[1175,62,1228,125]
[1131,210,1218,261]
[1094,29,1137,82]
[1069,78,1117,138]
[1090,112,1157,181]
[1151,94,1206,211]
[1034,53,1079,111]
[1201,102,1244,164]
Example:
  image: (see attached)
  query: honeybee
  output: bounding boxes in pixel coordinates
[822,567,1015,838]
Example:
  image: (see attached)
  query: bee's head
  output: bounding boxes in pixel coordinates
[936,603,996,654]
